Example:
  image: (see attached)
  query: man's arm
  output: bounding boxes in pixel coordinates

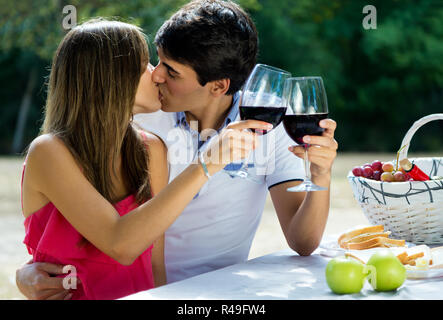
[151,235,167,287]
[269,119,338,256]
[269,178,330,256]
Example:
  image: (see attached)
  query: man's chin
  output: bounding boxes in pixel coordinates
[160,105,172,113]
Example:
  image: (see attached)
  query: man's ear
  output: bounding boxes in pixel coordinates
[209,78,230,97]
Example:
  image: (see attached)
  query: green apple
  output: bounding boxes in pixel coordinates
[367,250,406,292]
[325,257,368,294]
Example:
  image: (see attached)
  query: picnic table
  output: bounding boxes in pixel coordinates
[122,236,443,300]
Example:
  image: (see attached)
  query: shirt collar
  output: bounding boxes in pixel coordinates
[223,92,240,128]
[175,92,240,131]
[175,111,187,128]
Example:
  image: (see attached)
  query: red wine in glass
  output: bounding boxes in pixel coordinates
[240,106,287,135]
[282,76,329,192]
[283,113,329,145]
[225,63,291,181]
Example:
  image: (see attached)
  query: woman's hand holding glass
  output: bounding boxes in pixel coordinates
[201,120,273,176]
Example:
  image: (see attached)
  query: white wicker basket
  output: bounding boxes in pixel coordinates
[348,114,443,244]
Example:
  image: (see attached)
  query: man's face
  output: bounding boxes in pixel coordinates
[152,47,210,113]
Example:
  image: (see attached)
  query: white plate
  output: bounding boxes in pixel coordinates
[318,240,415,257]
[318,241,345,257]
[406,268,443,280]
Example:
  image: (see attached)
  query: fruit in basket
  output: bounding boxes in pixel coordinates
[373,170,382,181]
[370,160,383,171]
[393,171,406,182]
[325,257,367,294]
[352,159,415,182]
[382,162,394,173]
[366,250,406,292]
[362,166,374,179]
[352,166,363,177]
[380,171,394,182]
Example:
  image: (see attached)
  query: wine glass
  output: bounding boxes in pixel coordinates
[225,64,291,180]
[282,77,329,192]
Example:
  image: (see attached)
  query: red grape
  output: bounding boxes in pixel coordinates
[371,160,383,171]
[352,166,363,177]
[373,170,382,181]
[362,166,374,179]
[393,171,406,182]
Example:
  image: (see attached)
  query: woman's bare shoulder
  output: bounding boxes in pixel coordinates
[138,130,167,156]
[27,133,69,158]
[25,133,80,186]
[23,134,79,216]
[138,130,169,191]
[141,131,166,147]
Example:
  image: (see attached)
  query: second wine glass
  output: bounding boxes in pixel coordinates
[282,76,329,192]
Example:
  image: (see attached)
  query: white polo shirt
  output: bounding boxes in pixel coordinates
[133,93,304,283]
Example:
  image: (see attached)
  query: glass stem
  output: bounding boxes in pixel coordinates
[240,152,252,174]
[303,144,311,182]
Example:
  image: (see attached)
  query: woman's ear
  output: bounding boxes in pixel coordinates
[209,78,230,97]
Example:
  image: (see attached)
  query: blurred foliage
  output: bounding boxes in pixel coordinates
[0,0,442,154]
[251,0,443,152]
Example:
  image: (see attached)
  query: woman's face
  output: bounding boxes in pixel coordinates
[134,63,162,114]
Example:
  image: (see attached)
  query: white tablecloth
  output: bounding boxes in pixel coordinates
[122,242,443,300]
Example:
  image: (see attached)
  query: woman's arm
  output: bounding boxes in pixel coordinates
[26,120,269,265]
[16,132,169,299]
[26,133,198,265]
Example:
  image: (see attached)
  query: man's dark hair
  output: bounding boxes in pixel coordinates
[155,0,258,95]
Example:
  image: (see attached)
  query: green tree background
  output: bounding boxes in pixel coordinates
[0,0,442,155]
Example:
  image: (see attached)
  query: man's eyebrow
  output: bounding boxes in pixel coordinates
[162,61,180,75]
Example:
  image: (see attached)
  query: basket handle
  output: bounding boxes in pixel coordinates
[398,113,443,162]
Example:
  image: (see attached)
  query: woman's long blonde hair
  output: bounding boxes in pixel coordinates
[41,19,151,204]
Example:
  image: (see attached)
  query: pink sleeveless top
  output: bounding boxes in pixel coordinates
[21,135,155,300]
